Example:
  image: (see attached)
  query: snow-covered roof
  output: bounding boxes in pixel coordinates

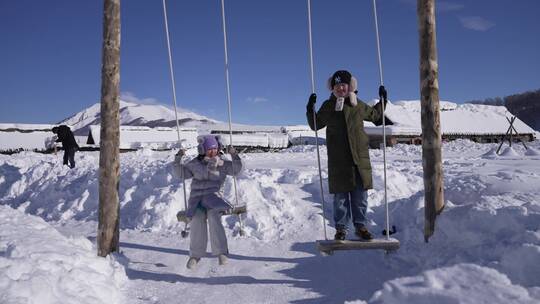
[205,123,283,133]
[0,123,57,131]
[0,123,67,151]
[364,125,422,136]
[218,133,289,148]
[365,101,535,135]
[88,125,198,150]
[281,125,313,132]
[0,130,53,151]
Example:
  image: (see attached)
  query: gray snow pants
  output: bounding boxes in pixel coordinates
[190,208,228,258]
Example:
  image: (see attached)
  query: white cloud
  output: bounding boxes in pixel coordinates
[120,92,160,105]
[459,16,495,31]
[246,96,269,104]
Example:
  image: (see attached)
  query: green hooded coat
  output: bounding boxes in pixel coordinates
[307,95,386,193]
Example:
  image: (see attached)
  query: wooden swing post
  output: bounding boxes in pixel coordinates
[97,0,121,257]
[418,0,445,243]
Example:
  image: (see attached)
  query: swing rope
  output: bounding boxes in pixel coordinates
[162,0,188,227]
[220,0,245,234]
[307,0,329,241]
[372,0,391,240]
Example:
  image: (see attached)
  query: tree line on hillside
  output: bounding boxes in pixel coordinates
[467,89,540,131]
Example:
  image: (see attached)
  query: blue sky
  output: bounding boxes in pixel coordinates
[1,0,539,125]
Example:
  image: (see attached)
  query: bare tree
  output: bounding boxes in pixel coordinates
[418,0,445,242]
[98,0,121,257]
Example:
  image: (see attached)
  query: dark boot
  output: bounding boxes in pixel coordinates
[355,226,373,241]
[334,229,346,241]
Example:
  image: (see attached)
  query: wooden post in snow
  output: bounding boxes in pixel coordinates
[97,0,121,257]
[418,0,445,242]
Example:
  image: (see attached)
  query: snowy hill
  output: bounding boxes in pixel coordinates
[59,101,219,135]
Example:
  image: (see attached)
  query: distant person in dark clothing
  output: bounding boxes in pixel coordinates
[52,125,79,168]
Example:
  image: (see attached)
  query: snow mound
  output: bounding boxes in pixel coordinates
[481,147,499,159]
[369,264,537,304]
[0,205,127,304]
[225,168,317,240]
[525,147,540,156]
[501,146,520,157]
[0,151,186,230]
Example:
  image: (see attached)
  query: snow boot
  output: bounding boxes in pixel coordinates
[355,226,373,241]
[334,229,346,241]
[218,254,228,266]
[186,257,200,269]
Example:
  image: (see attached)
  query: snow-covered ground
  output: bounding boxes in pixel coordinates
[1,140,539,303]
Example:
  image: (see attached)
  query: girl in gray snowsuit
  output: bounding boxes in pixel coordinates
[173,135,242,269]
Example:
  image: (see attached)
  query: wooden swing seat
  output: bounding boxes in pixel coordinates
[176,205,247,223]
[317,238,400,255]
[224,205,247,215]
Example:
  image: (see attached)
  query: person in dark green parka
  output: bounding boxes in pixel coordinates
[306,70,387,241]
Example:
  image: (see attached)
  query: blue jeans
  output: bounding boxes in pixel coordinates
[333,174,368,231]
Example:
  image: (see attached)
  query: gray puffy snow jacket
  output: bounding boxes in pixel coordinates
[173,154,243,217]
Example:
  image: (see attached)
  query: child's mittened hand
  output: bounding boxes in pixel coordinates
[206,156,224,171]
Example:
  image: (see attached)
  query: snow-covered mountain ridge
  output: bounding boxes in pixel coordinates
[60,101,219,135]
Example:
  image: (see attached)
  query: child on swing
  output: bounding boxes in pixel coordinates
[173,135,242,269]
